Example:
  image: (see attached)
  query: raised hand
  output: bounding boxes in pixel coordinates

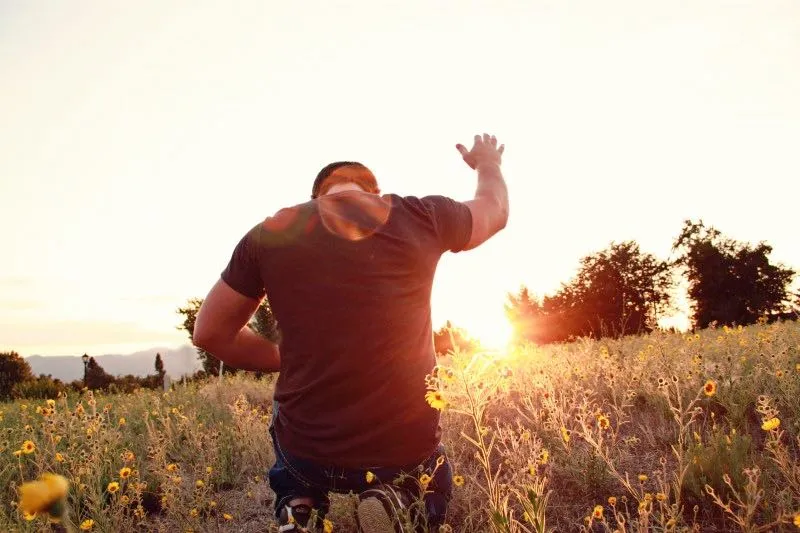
[455,133,504,170]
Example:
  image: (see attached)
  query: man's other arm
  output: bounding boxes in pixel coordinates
[193,279,280,373]
[457,134,509,250]
[192,226,280,373]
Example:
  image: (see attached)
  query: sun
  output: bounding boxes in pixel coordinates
[467,314,515,351]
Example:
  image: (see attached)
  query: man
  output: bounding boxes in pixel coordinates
[193,133,509,532]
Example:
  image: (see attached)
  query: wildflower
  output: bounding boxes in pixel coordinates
[172,476,182,485]
[323,518,334,532]
[195,480,204,488]
[539,449,549,464]
[520,430,531,441]
[166,463,178,472]
[118,417,126,426]
[223,513,233,521]
[593,505,603,519]
[46,399,56,408]
[793,513,800,527]
[120,495,130,505]
[424,390,447,410]
[638,474,648,482]
[22,440,36,454]
[560,426,570,444]
[123,451,135,463]
[453,475,465,487]
[608,496,617,506]
[206,466,213,474]
[23,511,37,521]
[419,474,432,489]
[190,508,199,517]
[528,465,537,476]
[80,519,95,530]
[597,415,610,430]
[656,492,666,502]
[107,482,120,494]
[703,380,716,397]
[119,467,132,479]
[762,417,780,431]
[55,453,64,463]
[208,500,216,508]
[19,473,69,520]
[365,471,375,484]
[14,450,23,457]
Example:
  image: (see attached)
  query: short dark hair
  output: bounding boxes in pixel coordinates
[311,161,367,199]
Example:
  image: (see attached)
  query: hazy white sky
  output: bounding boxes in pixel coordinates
[1,1,798,356]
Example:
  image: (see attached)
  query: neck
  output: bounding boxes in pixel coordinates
[324,183,366,195]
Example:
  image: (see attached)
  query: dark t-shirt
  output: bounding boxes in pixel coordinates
[220,191,472,468]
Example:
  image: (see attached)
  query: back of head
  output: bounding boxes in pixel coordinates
[311,161,380,199]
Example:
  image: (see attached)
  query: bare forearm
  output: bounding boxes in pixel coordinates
[475,162,509,223]
[201,327,280,373]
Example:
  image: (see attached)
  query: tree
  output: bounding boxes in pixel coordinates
[672,220,796,329]
[85,357,114,391]
[0,351,34,400]
[506,241,673,343]
[433,321,479,356]
[154,352,166,387]
[176,297,281,376]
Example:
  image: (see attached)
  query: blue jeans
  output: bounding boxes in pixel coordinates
[268,402,452,529]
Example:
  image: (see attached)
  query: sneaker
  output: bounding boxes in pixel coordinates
[356,484,414,533]
[278,503,319,532]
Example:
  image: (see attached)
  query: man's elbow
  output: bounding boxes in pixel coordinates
[192,327,219,353]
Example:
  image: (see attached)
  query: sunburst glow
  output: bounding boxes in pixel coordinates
[467,314,515,351]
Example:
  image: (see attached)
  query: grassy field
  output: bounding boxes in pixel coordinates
[2,320,799,532]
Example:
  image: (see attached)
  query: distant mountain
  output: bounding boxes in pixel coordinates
[25,345,202,382]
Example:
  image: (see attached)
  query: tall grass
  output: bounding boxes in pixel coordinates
[2,320,799,532]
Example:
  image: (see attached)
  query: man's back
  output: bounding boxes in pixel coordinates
[221,190,473,467]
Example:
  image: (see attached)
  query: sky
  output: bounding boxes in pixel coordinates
[1,0,799,357]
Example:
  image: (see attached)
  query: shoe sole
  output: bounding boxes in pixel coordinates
[356,496,397,533]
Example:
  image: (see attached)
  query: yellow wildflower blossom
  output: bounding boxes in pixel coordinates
[80,519,94,530]
[365,471,375,484]
[107,482,120,494]
[453,475,465,487]
[22,440,36,454]
[323,518,333,532]
[703,380,716,397]
[19,473,69,517]
[593,505,603,519]
[762,417,780,431]
[424,390,447,410]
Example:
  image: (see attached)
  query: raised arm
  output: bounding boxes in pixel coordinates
[457,133,509,250]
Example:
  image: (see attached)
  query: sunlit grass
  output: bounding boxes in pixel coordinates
[1,320,799,531]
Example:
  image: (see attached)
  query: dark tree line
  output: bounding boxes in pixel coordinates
[505,220,798,345]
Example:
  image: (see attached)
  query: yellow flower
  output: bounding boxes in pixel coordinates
[365,471,375,484]
[597,415,610,430]
[19,473,69,516]
[166,463,178,472]
[55,453,65,463]
[656,492,666,502]
[223,513,233,521]
[119,467,132,479]
[123,451,135,463]
[120,495,130,505]
[206,466,213,474]
[638,474,648,482]
[23,511,37,521]
[419,474,432,488]
[118,417,126,426]
[195,480,204,488]
[14,450,22,457]
[762,417,780,431]
[323,518,333,532]
[608,496,617,506]
[592,505,603,519]
[190,508,199,517]
[703,380,716,397]
[46,399,56,408]
[560,426,571,443]
[453,475,465,487]
[424,390,447,411]
[107,481,120,494]
[22,440,36,454]
[793,512,800,527]
[539,449,549,464]
[80,519,95,530]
